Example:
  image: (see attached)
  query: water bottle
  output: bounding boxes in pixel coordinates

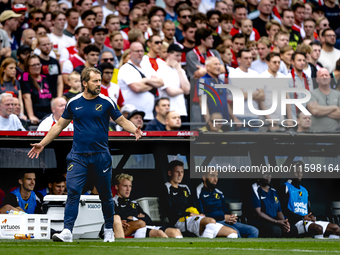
[14,234,34,239]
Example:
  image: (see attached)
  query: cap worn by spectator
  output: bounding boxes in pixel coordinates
[121,104,136,114]
[167,44,183,53]
[92,26,109,35]
[313,5,325,14]
[132,0,150,7]
[0,10,22,23]
[17,45,32,56]
[12,4,27,13]
[58,0,72,8]
[127,110,145,120]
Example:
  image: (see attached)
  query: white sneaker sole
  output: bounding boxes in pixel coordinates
[52,234,73,242]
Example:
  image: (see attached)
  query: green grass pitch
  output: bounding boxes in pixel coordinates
[1,238,340,255]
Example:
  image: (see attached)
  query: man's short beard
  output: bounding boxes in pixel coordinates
[42,50,51,56]
[88,87,100,96]
[325,41,335,47]
[186,38,195,44]
[206,178,216,190]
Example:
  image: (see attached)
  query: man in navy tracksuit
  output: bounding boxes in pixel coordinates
[196,171,259,238]
[28,67,142,243]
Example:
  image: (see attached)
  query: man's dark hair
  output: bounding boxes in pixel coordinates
[292,2,305,12]
[75,26,89,35]
[169,160,184,172]
[99,62,114,71]
[149,6,166,18]
[309,41,322,47]
[49,174,66,185]
[81,10,96,20]
[292,51,306,61]
[321,28,334,37]
[192,13,207,23]
[237,48,251,58]
[265,52,280,62]
[232,33,246,42]
[304,17,315,24]
[155,97,170,107]
[51,10,65,21]
[44,11,52,20]
[206,10,221,21]
[29,8,44,20]
[65,8,79,18]
[195,28,213,46]
[233,2,247,13]
[84,44,100,55]
[219,13,233,22]
[183,22,196,32]
[33,23,47,33]
[77,35,91,47]
[18,171,35,181]
[282,8,293,18]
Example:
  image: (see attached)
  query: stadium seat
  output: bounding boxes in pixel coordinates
[330,201,340,225]
[228,202,247,224]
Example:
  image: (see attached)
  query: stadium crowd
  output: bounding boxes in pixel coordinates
[0,0,340,132]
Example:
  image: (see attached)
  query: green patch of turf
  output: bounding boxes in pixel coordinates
[1,238,339,255]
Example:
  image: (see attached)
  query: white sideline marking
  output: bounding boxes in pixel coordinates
[1,244,339,253]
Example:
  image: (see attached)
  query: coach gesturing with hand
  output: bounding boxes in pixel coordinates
[28,67,142,243]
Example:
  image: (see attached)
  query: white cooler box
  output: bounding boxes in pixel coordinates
[0,214,50,239]
[43,195,104,239]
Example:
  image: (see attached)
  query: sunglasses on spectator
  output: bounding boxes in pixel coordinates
[102,58,114,62]
[35,17,44,21]
[180,15,192,19]
[154,40,163,44]
[29,63,42,67]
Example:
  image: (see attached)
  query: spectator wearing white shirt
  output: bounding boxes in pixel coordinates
[157,44,190,121]
[0,93,25,131]
[318,28,340,72]
[81,10,97,37]
[37,97,73,131]
[141,34,167,72]
[251,36,288,75]
[118,42,164,120]
[61,36,91,87]
[259,52,292,130]
[47,11,76,57]
[229,48,263,131]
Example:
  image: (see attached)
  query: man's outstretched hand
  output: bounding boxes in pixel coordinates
[27,143,45,159]
[135,126,142,141]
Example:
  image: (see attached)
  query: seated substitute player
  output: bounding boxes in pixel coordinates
[196,171,259,238]
[38,173,66,196]
[281,161,340,239]
[113,173,183,238]
[159,160,238,238]
[248,174,290,237]
[1,171,43,214]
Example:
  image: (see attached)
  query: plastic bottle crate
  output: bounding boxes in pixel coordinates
[135,197,161,222]
[0,214,50,239]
